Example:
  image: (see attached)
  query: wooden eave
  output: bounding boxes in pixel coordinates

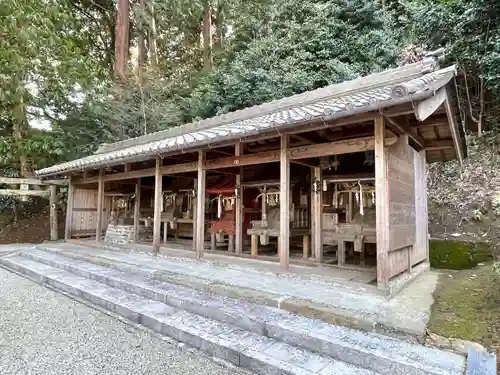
[35,62,464,178]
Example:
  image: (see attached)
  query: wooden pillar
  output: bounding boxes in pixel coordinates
[211,232,216,250]
[251,235,258,256]
[279,135,290,269]
[311,167,323,262]
[347,192,353,223]
[422,152,429,260]
[375,115,389,290]
[235,143,243,254]
[49,185,58,241]
[153,156,163,255]
[228,234,235,252]
[337,239,345,266]
[302,234,310,260]
[192,178,197,251]
[96,168,104,243]
[64,176,74,240]
[414,150,429,262]
[196,150,206,260]
[163,221,168,244]
[133,179,141,242]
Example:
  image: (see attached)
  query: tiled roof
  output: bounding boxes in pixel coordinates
[35,63,456,177]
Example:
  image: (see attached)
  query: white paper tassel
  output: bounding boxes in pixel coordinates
[322,180,327,191]
[217,196,222,218]
[358,182,364,216]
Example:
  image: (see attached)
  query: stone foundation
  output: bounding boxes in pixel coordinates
[104,224,134,244]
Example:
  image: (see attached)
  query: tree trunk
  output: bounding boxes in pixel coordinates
[13,93,31,177]
[202,1,213,72]
[215,1,224,51]
[147,0,158,68]
[137,0,147,70]
[115,0,130,81]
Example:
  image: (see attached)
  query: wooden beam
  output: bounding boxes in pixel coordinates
[0,177,67,186]
[0,189,50,197]
[246,139,309,153]
[443,90,464,165]
[385,117,425,150]
[280,135,290,269]
[416,87,446,121]
[210,149,232,156]
[77,162,198,184]
[290,159,319,168]
[414,121,449,129]
[205,136,397,170]
[235,143,243,254]
[288,136,397,160]
[375,115,389,290]
[65,176,74,240]
[96,168,104,243]
[49,185,58,241]
[153,156,163,254]
[133,178,141,241]
[196,150,206,260]
[205,150,280,170]
[311,167,323,263]
[424,139,455,151]
[292,134,315,144]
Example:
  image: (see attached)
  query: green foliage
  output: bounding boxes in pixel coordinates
[102,69,186,138]
[430,239,493,270]
[0,0,111,175]
[1,0,499,200]
[402,0,500,131]
[494,262,500,277]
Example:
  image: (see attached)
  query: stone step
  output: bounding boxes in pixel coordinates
[0,255,381,375]
[17,247,465,375]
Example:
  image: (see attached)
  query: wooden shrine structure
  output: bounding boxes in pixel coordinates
[35,53,466,290]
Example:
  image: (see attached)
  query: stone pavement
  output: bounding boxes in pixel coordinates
[45,241,435,337]
[0,243,467,375]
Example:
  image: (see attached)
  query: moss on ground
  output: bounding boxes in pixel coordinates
[429,263,500,350]
[429,239,492,270]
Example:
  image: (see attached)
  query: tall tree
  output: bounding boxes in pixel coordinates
[147,0,159,68]
[0,0,108,174]
[202,0,213,71]
[115,0,130,80]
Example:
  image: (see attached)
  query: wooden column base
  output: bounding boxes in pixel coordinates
[303,234,310,260]
[251,235,258,256]
[211,232,216,251]
[337,240,345,267]
[360,246,366,266]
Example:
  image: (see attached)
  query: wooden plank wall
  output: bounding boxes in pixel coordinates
[386,136,416,279]
[412,149,429,265]
[70,188,110,236]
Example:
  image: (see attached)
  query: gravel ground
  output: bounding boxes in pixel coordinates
[0,268,251,375]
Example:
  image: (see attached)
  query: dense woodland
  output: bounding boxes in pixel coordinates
[0,0,499,243]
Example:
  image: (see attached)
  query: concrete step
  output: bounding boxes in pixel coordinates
[16,247,465,375]
[0,255,380,375]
